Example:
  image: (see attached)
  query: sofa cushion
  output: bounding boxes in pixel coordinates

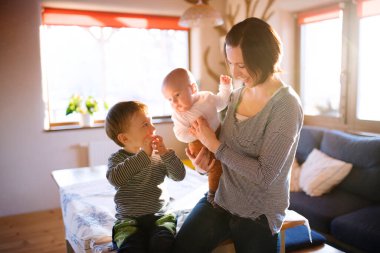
[296,126,325,164]
[285,226,326,251]
[331,206,380,253]
[299,149,352,196]
[290,159,302,192]
[289,189,373,233]
[320,130,380,202]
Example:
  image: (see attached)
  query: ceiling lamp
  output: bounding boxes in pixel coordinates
[179,0,224,28]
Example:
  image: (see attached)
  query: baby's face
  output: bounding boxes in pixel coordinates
[162,82,195,112]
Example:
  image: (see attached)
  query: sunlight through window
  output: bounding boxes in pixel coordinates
[40,8,189,129]
[357,15,380,121]
[40,25,188,127]
[300,14,343,117]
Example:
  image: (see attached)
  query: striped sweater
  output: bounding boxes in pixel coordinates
[214,85,304,234]
[107,149,185,220]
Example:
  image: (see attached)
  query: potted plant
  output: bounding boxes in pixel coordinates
[66,94,105,126]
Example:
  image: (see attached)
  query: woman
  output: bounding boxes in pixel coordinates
[173,17,304,253]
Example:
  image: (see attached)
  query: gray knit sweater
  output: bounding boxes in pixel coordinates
[107,149,185,220]
[214,85,303,234]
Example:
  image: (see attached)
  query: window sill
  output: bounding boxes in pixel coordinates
[45,122,105,132]
[44,117,172,132]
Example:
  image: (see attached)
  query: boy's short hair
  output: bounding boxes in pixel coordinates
[105,101,148,147]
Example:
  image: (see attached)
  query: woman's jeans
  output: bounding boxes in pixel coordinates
[173,196,279,253]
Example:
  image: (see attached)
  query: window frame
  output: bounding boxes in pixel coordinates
[348,0,380,133]
[296,1,380,134]
[40,8,190,131]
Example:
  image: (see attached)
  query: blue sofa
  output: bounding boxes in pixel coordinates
[290,125,380,253]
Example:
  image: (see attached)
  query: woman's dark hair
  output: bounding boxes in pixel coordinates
[105,101,148,147]
[224,17,282,84]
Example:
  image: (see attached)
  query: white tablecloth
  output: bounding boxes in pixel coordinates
[59,167,208,253]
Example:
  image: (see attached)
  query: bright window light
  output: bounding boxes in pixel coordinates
[300,17,343,117]
[357,15,380,121]
[40,25,188,127]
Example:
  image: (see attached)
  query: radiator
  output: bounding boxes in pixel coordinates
[88,140,119,167]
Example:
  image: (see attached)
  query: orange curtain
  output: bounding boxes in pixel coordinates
[297,5,342,25]
[357,0,380,18]
[42,8,188,31]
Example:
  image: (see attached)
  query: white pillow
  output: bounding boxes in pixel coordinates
[299,149,352,197]
[290,158,302,192]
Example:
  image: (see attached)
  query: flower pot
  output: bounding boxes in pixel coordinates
[79,114,94,127]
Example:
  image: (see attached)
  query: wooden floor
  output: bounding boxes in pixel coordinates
[0,208,67,253]
[0,208,345,253]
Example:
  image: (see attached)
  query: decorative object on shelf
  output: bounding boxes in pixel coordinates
[179,0,224,28]
[66,95,107,127]
[203,0,277,83]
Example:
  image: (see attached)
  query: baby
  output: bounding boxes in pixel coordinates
[162,68,232,205]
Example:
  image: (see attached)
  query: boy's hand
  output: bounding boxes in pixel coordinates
[220,74,232,86]
[152,135,169,156]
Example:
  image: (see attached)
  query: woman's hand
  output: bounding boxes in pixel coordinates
[190,117,221,153]
[186,146,216,174]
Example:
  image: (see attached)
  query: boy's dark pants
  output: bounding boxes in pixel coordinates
[113,213,176,253]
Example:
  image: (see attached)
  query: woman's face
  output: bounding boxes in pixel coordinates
[225,45,256,87]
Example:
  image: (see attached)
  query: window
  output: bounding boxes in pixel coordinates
[297,1,380,133]
[40,8,189,130]
[299,6,343,118]
[357,0,380,121]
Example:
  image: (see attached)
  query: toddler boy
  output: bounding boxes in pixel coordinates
[105,101,186,253]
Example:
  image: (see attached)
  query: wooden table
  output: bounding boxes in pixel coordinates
[52,165,107,188]
[51,165,108,253]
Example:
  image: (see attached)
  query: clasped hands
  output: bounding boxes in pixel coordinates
[141,135,168,157]
[186,117,221,174]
